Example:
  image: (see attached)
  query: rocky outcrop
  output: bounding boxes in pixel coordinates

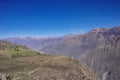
[0,73,24,80]
[0,73,11,80]
[102,71,111,80]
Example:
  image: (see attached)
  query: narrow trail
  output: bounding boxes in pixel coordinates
[28,56,66,75]
[42,56,66,65]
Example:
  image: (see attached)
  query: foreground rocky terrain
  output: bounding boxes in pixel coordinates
[0,40,97,80]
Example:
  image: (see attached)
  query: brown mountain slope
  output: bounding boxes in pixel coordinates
[0,40,97,80]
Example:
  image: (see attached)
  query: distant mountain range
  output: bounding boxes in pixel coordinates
[4,36,62,51]
[4,26,120,80]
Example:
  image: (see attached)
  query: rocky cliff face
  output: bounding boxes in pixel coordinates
[81,26,120,80]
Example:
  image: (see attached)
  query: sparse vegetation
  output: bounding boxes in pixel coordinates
[0,40,39,58]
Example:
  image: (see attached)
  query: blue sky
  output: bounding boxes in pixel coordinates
[0,0,120,38]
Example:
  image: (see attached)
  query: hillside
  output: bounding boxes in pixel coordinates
[0,40,97,80]
[0,40,38,58]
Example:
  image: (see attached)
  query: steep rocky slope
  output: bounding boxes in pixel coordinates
[80,26,120,80]
[0,40,97,80]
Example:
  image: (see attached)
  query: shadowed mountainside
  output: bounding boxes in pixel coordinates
[80,26,120,80]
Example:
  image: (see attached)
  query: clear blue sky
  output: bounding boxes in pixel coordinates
[0,0,120,38]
